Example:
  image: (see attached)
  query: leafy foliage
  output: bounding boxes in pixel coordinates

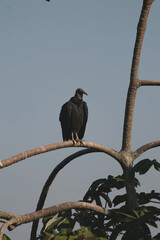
[83,174,139,209]
[137,191,160,205]
[107,206,160,240]
[132,159,160,175]
[39,159,160,239]
[39,209,108,240]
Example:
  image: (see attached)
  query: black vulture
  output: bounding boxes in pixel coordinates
[59,88,88,141]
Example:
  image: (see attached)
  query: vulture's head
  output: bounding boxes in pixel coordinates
[75,88,88,100]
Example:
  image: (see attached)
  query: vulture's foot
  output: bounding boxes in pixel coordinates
[72,139,84,146]
[72,140,77,145]
[77,139,85,146]
[79,140,84,146]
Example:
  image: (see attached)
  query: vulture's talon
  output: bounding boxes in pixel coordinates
[80,140,84,146]
[72,140,77,145]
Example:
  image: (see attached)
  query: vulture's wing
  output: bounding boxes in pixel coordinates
[79,101,88,139]
[59,101,72,140]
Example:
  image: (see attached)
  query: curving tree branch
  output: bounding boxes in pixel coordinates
[0,140,121,169]
[0,202,109,240]
[0,141,73,168]
[30,149,99,240]
[134,140,160,158]
[0,211,17,221]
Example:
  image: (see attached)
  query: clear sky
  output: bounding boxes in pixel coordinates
[0,0,160,238]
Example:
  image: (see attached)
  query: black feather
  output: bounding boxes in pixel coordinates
[59,88,88,141]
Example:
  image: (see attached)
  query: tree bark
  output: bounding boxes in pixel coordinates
[123,165,138,209]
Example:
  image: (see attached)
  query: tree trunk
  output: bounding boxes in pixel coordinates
[123,165,138,209]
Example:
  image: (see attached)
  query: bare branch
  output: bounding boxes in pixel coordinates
[140,80,160,86]
[0,141,72,168]
[0,202,109,240]
[0,211,17,220]
[122,0,154,151]
[0,141,121,169]
[134,140,160,158]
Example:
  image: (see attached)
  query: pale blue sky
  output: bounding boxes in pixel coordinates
[0,0,160,238]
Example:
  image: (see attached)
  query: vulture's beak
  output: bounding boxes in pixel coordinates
[83,90,88,96]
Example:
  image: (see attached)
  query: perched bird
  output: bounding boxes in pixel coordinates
[59,88,88,141]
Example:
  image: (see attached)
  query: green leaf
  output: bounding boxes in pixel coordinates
[133,159,154,175]
[83,178,110,202]
[42,215,54,225]
[108,175,126,190]
[117,212,137,220]
[40,231,55,240]
[57,219,73,235]
[113,194,127,206]
[138,191,160,205]
[153,160,160,171]
[147,220,158,228]
[131,209,140,218]
[99,238,109,240]
[44,217,63,231]
[75,226,98,239]
[121,223,139,240]
[54,236,68,240]
[110,223,125,240]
